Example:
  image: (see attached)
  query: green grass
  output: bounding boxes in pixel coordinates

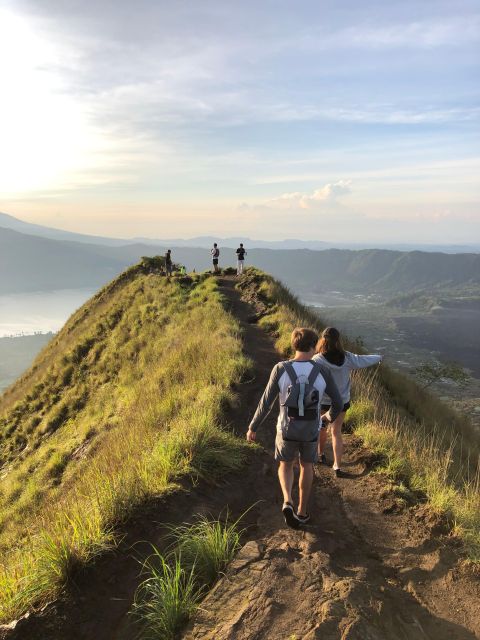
[133,552,201,640]
[169,514,243,586]
[237,268,480,561]
[133,515,244,639]
[0,267,251,622]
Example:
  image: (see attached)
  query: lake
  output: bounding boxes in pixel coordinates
[0,289,95,337]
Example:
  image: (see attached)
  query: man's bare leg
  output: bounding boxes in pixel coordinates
[278,460,294,504]
[298,461,313,516]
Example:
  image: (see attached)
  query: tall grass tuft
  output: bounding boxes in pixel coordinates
[133,552,201,640]
[133,516,243,638]
[170,515,243,586]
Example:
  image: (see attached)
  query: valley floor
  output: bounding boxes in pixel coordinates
[312,300,480,432]
[2,277,479,640]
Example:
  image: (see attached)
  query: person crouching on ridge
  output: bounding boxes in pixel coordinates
[246,328,343,528]
[313,327,382,477]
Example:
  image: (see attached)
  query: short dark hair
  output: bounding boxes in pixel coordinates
[291,327,319,352]
[213,243,217,247]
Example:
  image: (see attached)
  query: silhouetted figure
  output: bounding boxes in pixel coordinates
[211,243,220,273]
[165,249,173,276]
[236,243,247,275]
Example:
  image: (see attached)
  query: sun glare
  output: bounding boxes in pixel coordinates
[0,9,101,194]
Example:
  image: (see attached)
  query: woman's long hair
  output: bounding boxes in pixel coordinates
[316,327,345,356]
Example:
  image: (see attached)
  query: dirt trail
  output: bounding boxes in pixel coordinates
[2,276,479,640]
[184,277,480,640]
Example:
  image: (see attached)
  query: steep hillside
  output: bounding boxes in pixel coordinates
[0,227,128,293]
[248,248,480,295]
[0,212,130,246]
[0,226,205,294]
[0,260,249,622]
[0,267,478,640]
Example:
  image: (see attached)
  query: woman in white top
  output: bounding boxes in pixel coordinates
[313,327,382,477]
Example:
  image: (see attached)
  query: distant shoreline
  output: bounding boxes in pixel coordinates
[0,331,56,340]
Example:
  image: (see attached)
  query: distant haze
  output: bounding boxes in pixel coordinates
[1,220,479,297]
[1,212,479,254]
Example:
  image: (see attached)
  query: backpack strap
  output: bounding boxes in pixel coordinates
[281,361,297,385]
[307,361,322,385]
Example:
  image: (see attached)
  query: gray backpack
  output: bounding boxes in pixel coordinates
[280,361,322,442]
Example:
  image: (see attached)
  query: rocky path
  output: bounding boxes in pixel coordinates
[2,276,479,640]
[183,443,480,639]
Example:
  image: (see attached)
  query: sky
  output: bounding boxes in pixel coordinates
[0,0,479,243]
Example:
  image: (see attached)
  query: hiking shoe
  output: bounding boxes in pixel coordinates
[319,453,327,465]
[334,468,347,478]
[296,512,311,525]
[282,502,299,529]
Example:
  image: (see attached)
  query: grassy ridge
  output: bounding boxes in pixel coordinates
[0,268,250,622]
[237,269,480,560]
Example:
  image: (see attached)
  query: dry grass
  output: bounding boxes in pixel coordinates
[0,270,250,622]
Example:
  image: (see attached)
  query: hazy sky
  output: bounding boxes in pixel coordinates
[0,0,479,242]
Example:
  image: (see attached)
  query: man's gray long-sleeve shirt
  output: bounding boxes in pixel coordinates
[248,360,344,434]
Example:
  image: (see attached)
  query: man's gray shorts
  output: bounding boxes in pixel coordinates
[274,433,318,463]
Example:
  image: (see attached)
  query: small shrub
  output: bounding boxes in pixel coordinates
[42,403,69,435]
[45,451,69,479]
[70,337,95,364]
[61,365,75,386]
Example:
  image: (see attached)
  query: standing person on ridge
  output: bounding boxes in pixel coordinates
[247,328,343,528]
[211,243,220,273]
[165,249,173,276]
[313,327,382,477]
[236,243,247,275]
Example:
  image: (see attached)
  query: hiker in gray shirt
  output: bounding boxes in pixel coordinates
[247,327,343,528]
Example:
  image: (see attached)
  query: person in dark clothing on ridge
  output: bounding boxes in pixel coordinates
[236,243,246,275]
[247,327,343,528]
[211,243,220,273]
[165,249,173,276]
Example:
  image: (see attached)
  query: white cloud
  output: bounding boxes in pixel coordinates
[346,17,480,49]
[299,16,480,51]
[265,181,352,210]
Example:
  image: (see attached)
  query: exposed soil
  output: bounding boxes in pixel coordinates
[2,276,479,640]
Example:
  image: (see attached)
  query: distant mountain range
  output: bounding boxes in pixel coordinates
[1,212,479,253]
[1,221,479,296]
